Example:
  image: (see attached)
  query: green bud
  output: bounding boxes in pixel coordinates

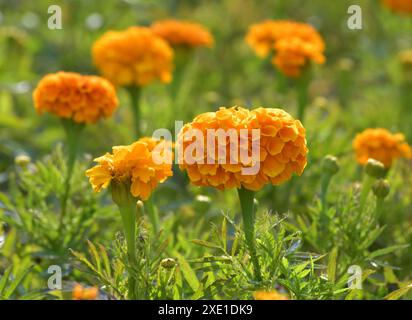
[161,258,176,269]
[365,159,386,179]
[322,155,340,176]
[15,154,31,168]
[372,179,390,199]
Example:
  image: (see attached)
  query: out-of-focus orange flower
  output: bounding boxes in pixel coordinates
[151,19,214,48]
[33,71,118,124]
[86,137,173,201]
[92,27,173,87]
[245,20,325,77]
[253,290,289,300]
[72,284,99,300]
[178,106,308,191]
[353,128,412,168]
[382,0,412,14]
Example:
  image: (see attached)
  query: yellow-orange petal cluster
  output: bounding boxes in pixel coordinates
[33,71,118,124]
[92,27,173,87]
[86,137,173,201]
[382,0,412,14]
[253,290,289,300]
[353,128,412,168]
[72,284,99,300]
[245,20,325,77]
[151,19,214,48]
[177,106,308,191]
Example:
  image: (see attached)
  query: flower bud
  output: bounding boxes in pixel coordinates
[15,154,31,168]
[322,155,340,176]
[372,179,390,199]
[161,258,176,269]
[365,159,386,179]
[111,180,136,207]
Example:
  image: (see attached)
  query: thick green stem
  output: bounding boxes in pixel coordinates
[127,86,142,138]
[237,187,262,282]
[145,197,159,235]
[60,120,84,230]
[118,203,137,299]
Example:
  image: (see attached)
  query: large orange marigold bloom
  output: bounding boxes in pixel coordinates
[245,20,325,77]
[382,0,412,14]
[177,106,308,191]
[151,19,214,48]
[92,27,173,87]
[86,137,173,201]
[33,71,118,124]
[353,128,412,168]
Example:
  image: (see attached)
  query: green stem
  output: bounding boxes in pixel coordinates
[60,120,84,230]
[320,174,331,226]
[237,187,262,282]
[127,86,142,138]
[145,197,159,235]
[296,69,311,122]
[360,175,374,212]
[375,198,384,220]
[118,203,137,299]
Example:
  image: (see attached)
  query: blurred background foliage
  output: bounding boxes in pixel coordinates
[0,0,412,299]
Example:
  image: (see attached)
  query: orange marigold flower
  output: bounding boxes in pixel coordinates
[245,20,325,77]
[382,0,412,14]
[353,128,412,168]
[86,137,173,201]
[72,284,99,300]
[253,290,289,300]
[178,106,308,191]
[33,71,118,124]
[92,27,173,87]
[151,19,214,48]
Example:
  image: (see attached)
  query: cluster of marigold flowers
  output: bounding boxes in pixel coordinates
[246,20,325,77]
[91,20,213,88]
[177,106,308,191]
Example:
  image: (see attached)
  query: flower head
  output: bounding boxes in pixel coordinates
[353,128,412,168]
[72,284,98,300]
[33,72,118,124]
[178,106,308,191]
[92,27,173,87]
[151,19,214,48]
[86,137,173,201]
[245,20,325,77]
[253,290,289,300]
[382,0,412,14]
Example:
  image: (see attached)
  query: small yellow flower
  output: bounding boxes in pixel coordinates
[86,137,173,201]
[245,20,325,77]
[253,290,289,300]
[151,19,214,48]
[178,106,308,191]
[382,0,412,14]
[353,128,412,168]
[92,27,173,87]
[72,284,99,300]
[33,71,118,124]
